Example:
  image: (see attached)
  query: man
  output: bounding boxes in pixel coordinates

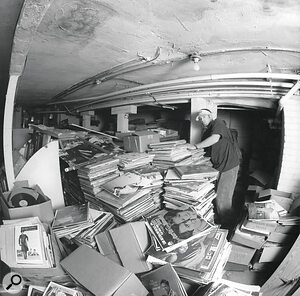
[160,279,177,296]
[193,105,240,227]
[18,229,29,259]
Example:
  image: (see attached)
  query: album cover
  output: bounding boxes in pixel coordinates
[174,165,218,180]
[42,282,78,296]
[147,228,227,273]
[27,285,45,296]
[15,224,44,264]
[52,203,89,229]
[146,207,213,252]
[140,264,187,296]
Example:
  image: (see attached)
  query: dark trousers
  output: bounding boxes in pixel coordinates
[215,165,239,224]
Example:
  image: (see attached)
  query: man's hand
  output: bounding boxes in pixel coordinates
[186,143,197,150]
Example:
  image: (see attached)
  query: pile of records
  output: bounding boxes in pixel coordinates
[145,206,230,284]
[93,171,164,222]
[146,225,231,284]
[72,208,118,248]
[163,166,218,222]
[147,140,192,169]
[76,155,120,202]
[116,152,155,171]
[174,148,211,166]
[52,204,94,239]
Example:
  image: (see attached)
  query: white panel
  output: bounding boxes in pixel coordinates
[277,95,300,194]
[3,75,19,189]
[15,140,65,210]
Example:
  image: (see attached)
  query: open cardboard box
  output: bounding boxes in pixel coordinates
[0,181,54,224]
[10,225,71,285]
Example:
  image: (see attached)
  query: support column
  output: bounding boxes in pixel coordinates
[111,105,137,133]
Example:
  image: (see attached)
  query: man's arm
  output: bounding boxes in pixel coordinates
[194,134,220,149]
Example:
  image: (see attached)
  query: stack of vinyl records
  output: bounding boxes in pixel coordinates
[163,180,217,222]
[72,209,118,248]
[162,165,218,222]
[76,155,120,203]
[144,205,232,282]
[93,171,164,222]
[145,223,231,284]
[147,140,192,169]
[174,148,211,167]
[52,204,94,239]
[116,152,155,171]
[173,164,219,180]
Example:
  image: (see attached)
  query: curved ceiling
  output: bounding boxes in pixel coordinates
[11,0,300,110]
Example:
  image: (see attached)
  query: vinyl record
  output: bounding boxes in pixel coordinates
[10,193,38,207]
[8,187,40,208]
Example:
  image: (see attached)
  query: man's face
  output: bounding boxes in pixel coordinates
[197,111,212,127]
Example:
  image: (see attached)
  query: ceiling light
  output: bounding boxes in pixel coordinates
[189,52,201,71]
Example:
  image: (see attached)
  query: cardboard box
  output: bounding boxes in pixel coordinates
[60,244,148,296]
[0,184,54,224]
[5,224,71,285]
[95,221,152,273]
[123,130,160,152]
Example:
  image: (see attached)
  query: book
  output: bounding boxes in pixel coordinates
[140,264,188,296]
[145,207,213,252]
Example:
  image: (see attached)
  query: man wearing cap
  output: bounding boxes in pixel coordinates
[194,106,240,227]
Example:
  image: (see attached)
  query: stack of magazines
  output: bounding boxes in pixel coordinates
[76,155,120,200]
[116,152,155,171]
[144,207,231,284]
[0,217,56,268]
[147,140,192,169]
[93,171,164,222]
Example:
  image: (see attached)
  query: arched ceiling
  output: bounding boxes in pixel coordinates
[9,0,300,111]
